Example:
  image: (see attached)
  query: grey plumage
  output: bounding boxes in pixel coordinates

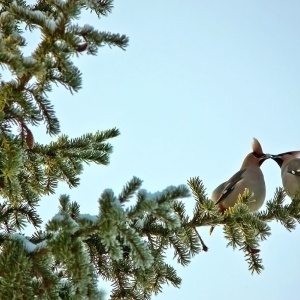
[271,151,300,198]
[211,138,270,213]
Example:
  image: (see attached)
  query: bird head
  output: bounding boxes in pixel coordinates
[241,138,271,168]
[271,151,300,167]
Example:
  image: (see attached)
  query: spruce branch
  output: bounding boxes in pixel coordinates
[258,188,298,230]
[187,176,207,205]
[2,1,300,298]
[194,227,208,252]
[187,177,222,227]
[118,176,143,204]
[0,1,128,136]
[0,239,34,299]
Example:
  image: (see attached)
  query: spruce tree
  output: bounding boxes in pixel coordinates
[0,1,299,299]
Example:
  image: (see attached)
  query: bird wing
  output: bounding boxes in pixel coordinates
[215,169,247,205]
[287,159,300,177]
[211,181,227,202]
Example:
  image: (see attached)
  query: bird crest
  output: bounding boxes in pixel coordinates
[277,151,300,157]
[252,138,264,156]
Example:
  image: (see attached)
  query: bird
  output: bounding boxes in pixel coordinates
[271,151,300,198]
[210,138,270,234]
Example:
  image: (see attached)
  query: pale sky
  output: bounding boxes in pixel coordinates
[21,1,300,299]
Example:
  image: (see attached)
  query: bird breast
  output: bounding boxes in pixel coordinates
[218,167,266,212]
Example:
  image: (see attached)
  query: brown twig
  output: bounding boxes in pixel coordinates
[194,227,208,252]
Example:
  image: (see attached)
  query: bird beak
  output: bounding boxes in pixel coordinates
[262,153,272,160]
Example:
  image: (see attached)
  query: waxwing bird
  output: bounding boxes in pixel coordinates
[211,138,270,213]
[271,151,300,198]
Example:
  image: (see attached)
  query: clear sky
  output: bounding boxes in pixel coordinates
[22,1,300,299]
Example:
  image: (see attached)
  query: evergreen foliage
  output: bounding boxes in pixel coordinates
[0,1,299,299]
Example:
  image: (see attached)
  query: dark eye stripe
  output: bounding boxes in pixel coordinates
[252,152,262,158]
